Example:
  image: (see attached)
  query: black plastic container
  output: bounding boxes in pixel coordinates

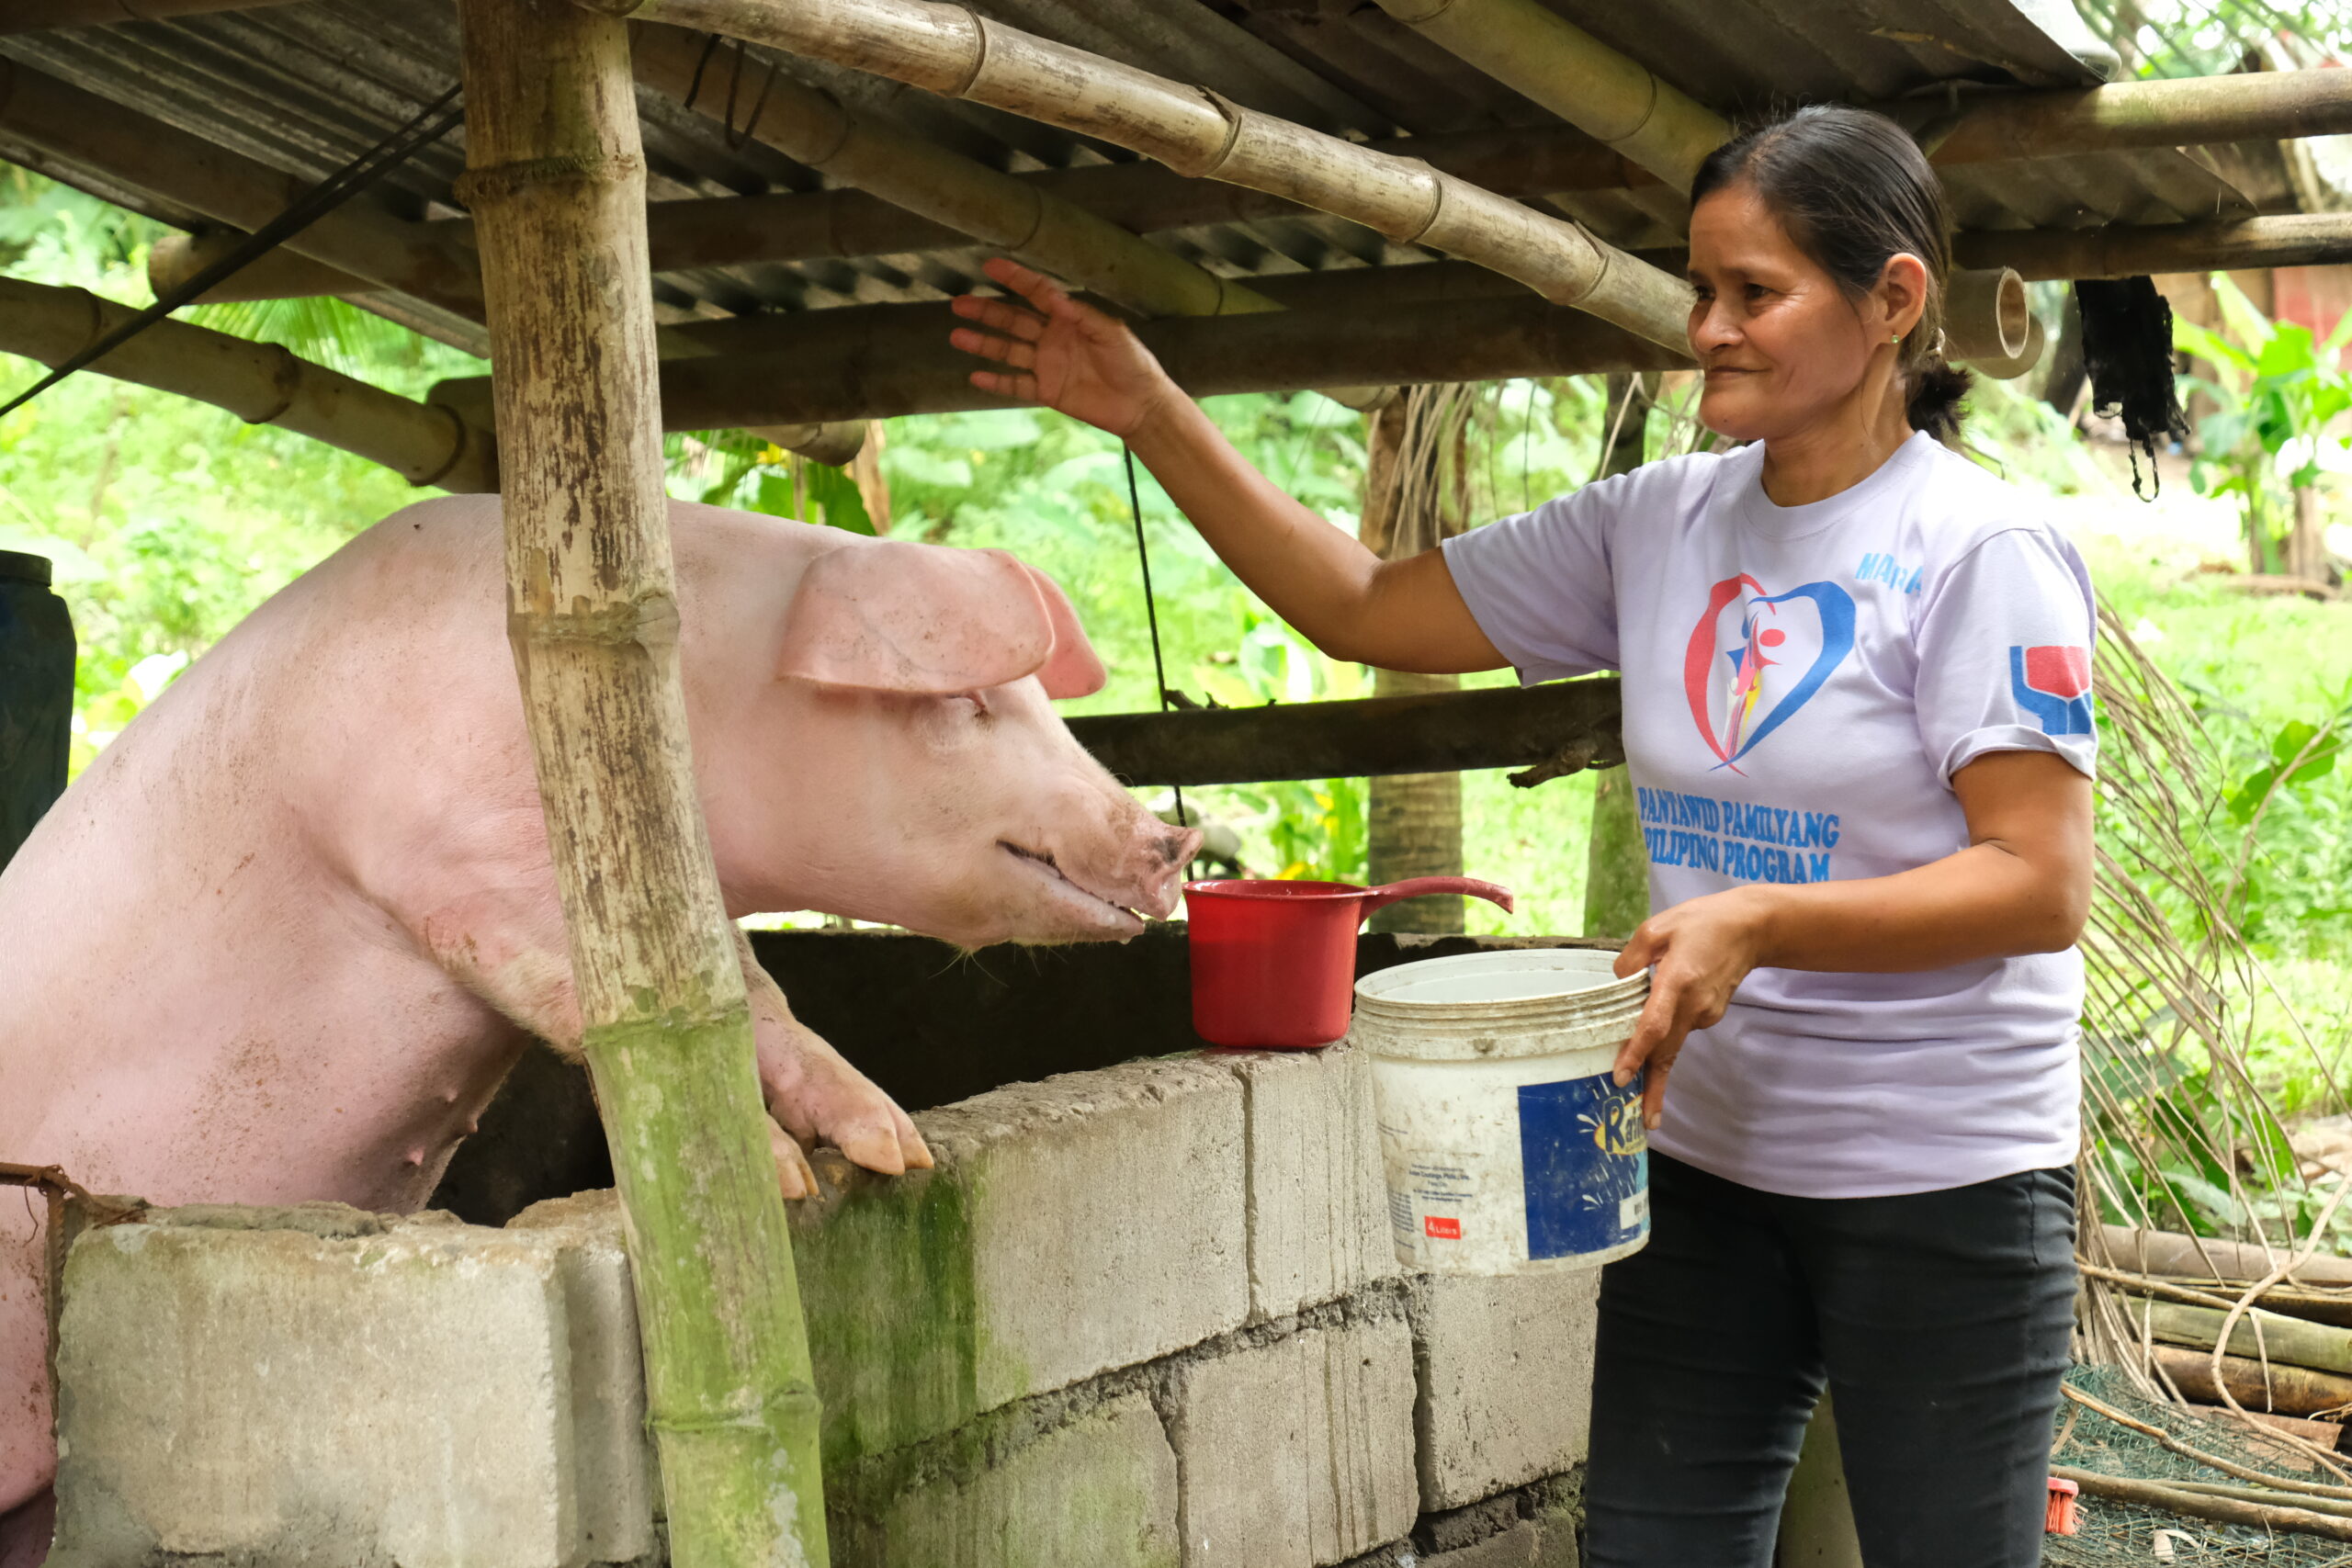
[0,549,75,872]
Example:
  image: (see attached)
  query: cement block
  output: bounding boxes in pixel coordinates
[1410,1269,1600,1510]
[1423,1523,1537,1568]
[835,1392,1181,1568]
[793,1055,1249,1466]
[49,1203,652,1568]
[1167,1315,1418,1568]
[1531,1501,1582,1568]
[1223,1046,1396,1321]
[506,1192,663,1550]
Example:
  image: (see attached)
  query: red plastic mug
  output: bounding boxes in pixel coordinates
[1183,876,1517,1048]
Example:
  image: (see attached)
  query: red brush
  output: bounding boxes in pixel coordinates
[2046,1476,2081,1536]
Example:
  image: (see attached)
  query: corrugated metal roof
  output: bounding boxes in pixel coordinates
[0,0,2265,338]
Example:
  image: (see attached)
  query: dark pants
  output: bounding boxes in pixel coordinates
[1585,1152,2077,1568]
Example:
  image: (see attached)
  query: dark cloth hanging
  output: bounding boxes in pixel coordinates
[0,551,74,873]
[2075,276,2189,500]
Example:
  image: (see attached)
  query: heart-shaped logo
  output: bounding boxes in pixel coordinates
[1682,575,1857,772]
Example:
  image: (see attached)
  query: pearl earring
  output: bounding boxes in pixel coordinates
[1891,333,1902,345]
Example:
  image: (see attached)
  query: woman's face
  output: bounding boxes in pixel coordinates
[1685,183,1914,445]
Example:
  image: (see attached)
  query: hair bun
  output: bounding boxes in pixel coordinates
[1906,359,1973,443]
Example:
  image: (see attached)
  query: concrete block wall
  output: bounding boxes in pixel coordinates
[50,1046,1600,1568]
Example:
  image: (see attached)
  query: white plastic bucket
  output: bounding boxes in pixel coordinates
[1351,948,1652,1275]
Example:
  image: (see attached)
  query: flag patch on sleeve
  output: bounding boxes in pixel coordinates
[2008,645,2093,736]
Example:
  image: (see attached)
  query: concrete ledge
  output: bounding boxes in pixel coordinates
[775,1054,1248,1468]
[49,1038,1604,1568]
[49,1203,655,1568]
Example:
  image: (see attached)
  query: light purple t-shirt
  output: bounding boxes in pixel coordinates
[1442,432,2096,1199]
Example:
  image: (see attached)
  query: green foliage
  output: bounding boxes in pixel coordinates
[2174,274,2352,571]
[0,172,478,769]
[2068,0,2352,80]
[669,426,875,536]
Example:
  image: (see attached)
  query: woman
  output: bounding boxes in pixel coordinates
[950,105,2091,1568]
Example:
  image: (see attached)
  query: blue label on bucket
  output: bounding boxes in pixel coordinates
[1518,1072,1649,1260]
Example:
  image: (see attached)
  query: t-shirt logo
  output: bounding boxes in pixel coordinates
[2008,645,2093,736]
[1683,574,1858,771]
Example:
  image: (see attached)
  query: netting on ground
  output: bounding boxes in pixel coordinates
[2051,1365,2352,1565]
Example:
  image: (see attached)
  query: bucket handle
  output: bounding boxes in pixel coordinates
[1359,876,1516,919]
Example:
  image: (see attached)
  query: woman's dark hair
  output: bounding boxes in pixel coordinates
[1690,104,1972,441]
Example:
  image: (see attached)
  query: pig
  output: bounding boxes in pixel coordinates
[0,493,1198,1558]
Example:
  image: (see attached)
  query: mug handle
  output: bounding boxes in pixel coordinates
[1358,876,1516,919]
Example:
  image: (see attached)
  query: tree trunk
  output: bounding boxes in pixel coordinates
[455,3,828,1563]
[1583,374,1652,941]
[1367,671,1466,932]
[2291,485,2328,583]
[1362,388,1474,934]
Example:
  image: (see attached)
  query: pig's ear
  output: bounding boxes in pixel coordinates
[1023,565,1106,700]
[778,540,1070,695]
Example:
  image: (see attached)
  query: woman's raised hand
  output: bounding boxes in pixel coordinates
[949,257,1175,439]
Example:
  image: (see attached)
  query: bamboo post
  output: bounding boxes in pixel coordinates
[582,0,1693,353]
[1360,388,1474,934]
[1580,373,1650,942]
[0,276,494,492]
[1368,0,1730,192]
[453,2,828,1563]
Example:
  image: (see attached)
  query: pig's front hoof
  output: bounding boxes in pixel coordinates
[759,1027,934,1185]
[767,1118,820,1201]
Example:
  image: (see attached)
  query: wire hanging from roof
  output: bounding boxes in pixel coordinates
[0,81,466,423]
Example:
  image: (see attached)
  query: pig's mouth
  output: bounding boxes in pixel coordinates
[999,840,1146,932]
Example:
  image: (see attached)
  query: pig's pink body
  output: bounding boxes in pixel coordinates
[0,495,1192,1534]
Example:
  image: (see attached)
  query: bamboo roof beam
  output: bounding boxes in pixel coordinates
[629,23,1273,320]
[150,120,1636,299]
[148,230,382,304]
[1958,212,2352,279]
[431,289,1685,430]
[591,0,1695,354]
[127,67,2352,309]
[0,276,495,491]
[142,225,863,462]
[624,118,1645,275]
[1368,0,1730,192]
[1922,68,2352,164]
[1070,678,1623,787]
[0,61,486,339]
[0,0,311,30]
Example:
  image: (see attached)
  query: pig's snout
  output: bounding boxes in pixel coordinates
[1140,822,1204,914]
[1155,823,1203,871]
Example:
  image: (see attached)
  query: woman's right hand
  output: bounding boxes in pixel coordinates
[949,257,1177,439]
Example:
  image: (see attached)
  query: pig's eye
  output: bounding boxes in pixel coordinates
[952,691,990,719]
